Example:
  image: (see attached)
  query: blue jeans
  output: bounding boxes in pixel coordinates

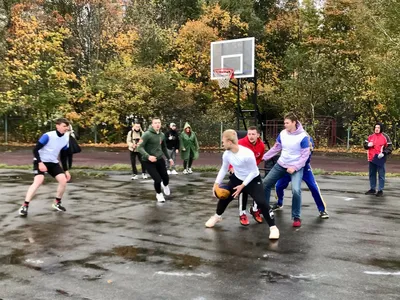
[275,163,326,212]
[263,163,304,219]
[369,162,385,191]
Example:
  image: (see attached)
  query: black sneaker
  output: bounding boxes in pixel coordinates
[52,202,66,212]
[271,203,283,211]
[365,189,376,195]
[19,205,28,217]
[376,191,383,197]
[319,211,329,219]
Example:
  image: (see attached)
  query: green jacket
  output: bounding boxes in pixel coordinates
[138,126,170,161]
[179,122,199,161]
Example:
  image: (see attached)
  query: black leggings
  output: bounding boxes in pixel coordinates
[130,151,146,175]
[183,150,194,169]
[144,158,169,193]
[216,174,275,227]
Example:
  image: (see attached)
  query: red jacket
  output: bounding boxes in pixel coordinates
[364,133,392,162]
[238,136,265,165]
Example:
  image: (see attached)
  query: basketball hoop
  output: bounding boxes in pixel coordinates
[213,68,234,88]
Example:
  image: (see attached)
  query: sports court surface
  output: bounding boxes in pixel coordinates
[0,169,399,300]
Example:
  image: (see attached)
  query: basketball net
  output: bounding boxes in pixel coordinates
[213,68,234,88]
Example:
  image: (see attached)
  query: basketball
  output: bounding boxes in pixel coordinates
[214,183,231,200]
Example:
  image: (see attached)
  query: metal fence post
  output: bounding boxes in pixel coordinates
[220,121,223,150]
[347,126,351,150]
[94,124,98,144]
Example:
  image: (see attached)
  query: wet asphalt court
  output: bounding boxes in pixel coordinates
[0,169,399,300]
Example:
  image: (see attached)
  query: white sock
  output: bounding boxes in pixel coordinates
[240,210,246,216]
[253,204,258,211]
[215,214,221,218]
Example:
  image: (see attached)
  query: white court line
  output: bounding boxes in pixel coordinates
[155,271,211,278]
[334,196,355,201]
[364,271,400,276]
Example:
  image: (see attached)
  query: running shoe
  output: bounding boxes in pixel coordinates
[269,226,280,240]
[271,203,283,211]
[250,207,263,223]
[156,193,165,203]
[19,205,28,217]
[293,218,301,227]
[205,215,222,228]
[52,202,66,212]
[365,189,376,195]
[319,211,329,219]
[239,214,249,226]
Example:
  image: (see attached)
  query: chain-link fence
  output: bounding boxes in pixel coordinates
[1,114,398,149]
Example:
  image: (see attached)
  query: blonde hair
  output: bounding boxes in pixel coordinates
[223,129,238,144]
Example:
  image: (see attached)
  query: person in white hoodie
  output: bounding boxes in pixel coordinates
[262,112,310,228]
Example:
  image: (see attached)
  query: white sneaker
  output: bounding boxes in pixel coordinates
[161,183,170,196]
[188,168,193,174]
[205,214,222,228]
[167,170,171,175]
[131,175,138,180]
[156,193,165,203]
[171,170,178,175]
[183,169,188,175]
[142,173,146,179]
[269,226,280,240]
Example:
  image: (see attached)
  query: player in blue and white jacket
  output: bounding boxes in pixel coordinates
[272,136,329,219]
[19,118,71,217]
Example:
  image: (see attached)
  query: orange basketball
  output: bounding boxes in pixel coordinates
[214,183,231,200]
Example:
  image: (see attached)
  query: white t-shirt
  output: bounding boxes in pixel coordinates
[216,145,259,186]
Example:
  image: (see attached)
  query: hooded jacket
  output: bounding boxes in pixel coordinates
[238,136,265,166]
[137,126,170,161]
[127,128,143,152]
[179,122,199,161]
[165,128,180,150]
[363,122,392,162]
[263,122,310,171]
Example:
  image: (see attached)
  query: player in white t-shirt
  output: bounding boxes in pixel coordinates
[205,129,279,240]
[18,118,71,217]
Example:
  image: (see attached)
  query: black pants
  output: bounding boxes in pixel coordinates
[130,151,146,175]
[144,158,169,193]
[216,174,275,227]
[67,153,73,169]
[240,192,254,211]
[183,150,194,169]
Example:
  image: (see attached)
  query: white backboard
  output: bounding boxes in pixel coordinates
[211,37,255,79]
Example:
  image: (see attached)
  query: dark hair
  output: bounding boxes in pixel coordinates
[55,118,70,126]
[152,117,161,122]
[248,126,259,133]
[375,122,384,133]
[284,112,298,123]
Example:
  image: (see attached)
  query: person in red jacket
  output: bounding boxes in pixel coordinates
[364,122,392,197]
[229,126,265,226]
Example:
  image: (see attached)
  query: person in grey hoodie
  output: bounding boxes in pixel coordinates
[262,112,310,228]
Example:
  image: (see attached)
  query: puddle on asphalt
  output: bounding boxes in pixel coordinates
[60,259,108,271]
[0,249,25,264]
[260,270,316,283]
[0,174,34,182]
[95,246,202,269]
[368,258,400,270]
[0,272,12,281]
